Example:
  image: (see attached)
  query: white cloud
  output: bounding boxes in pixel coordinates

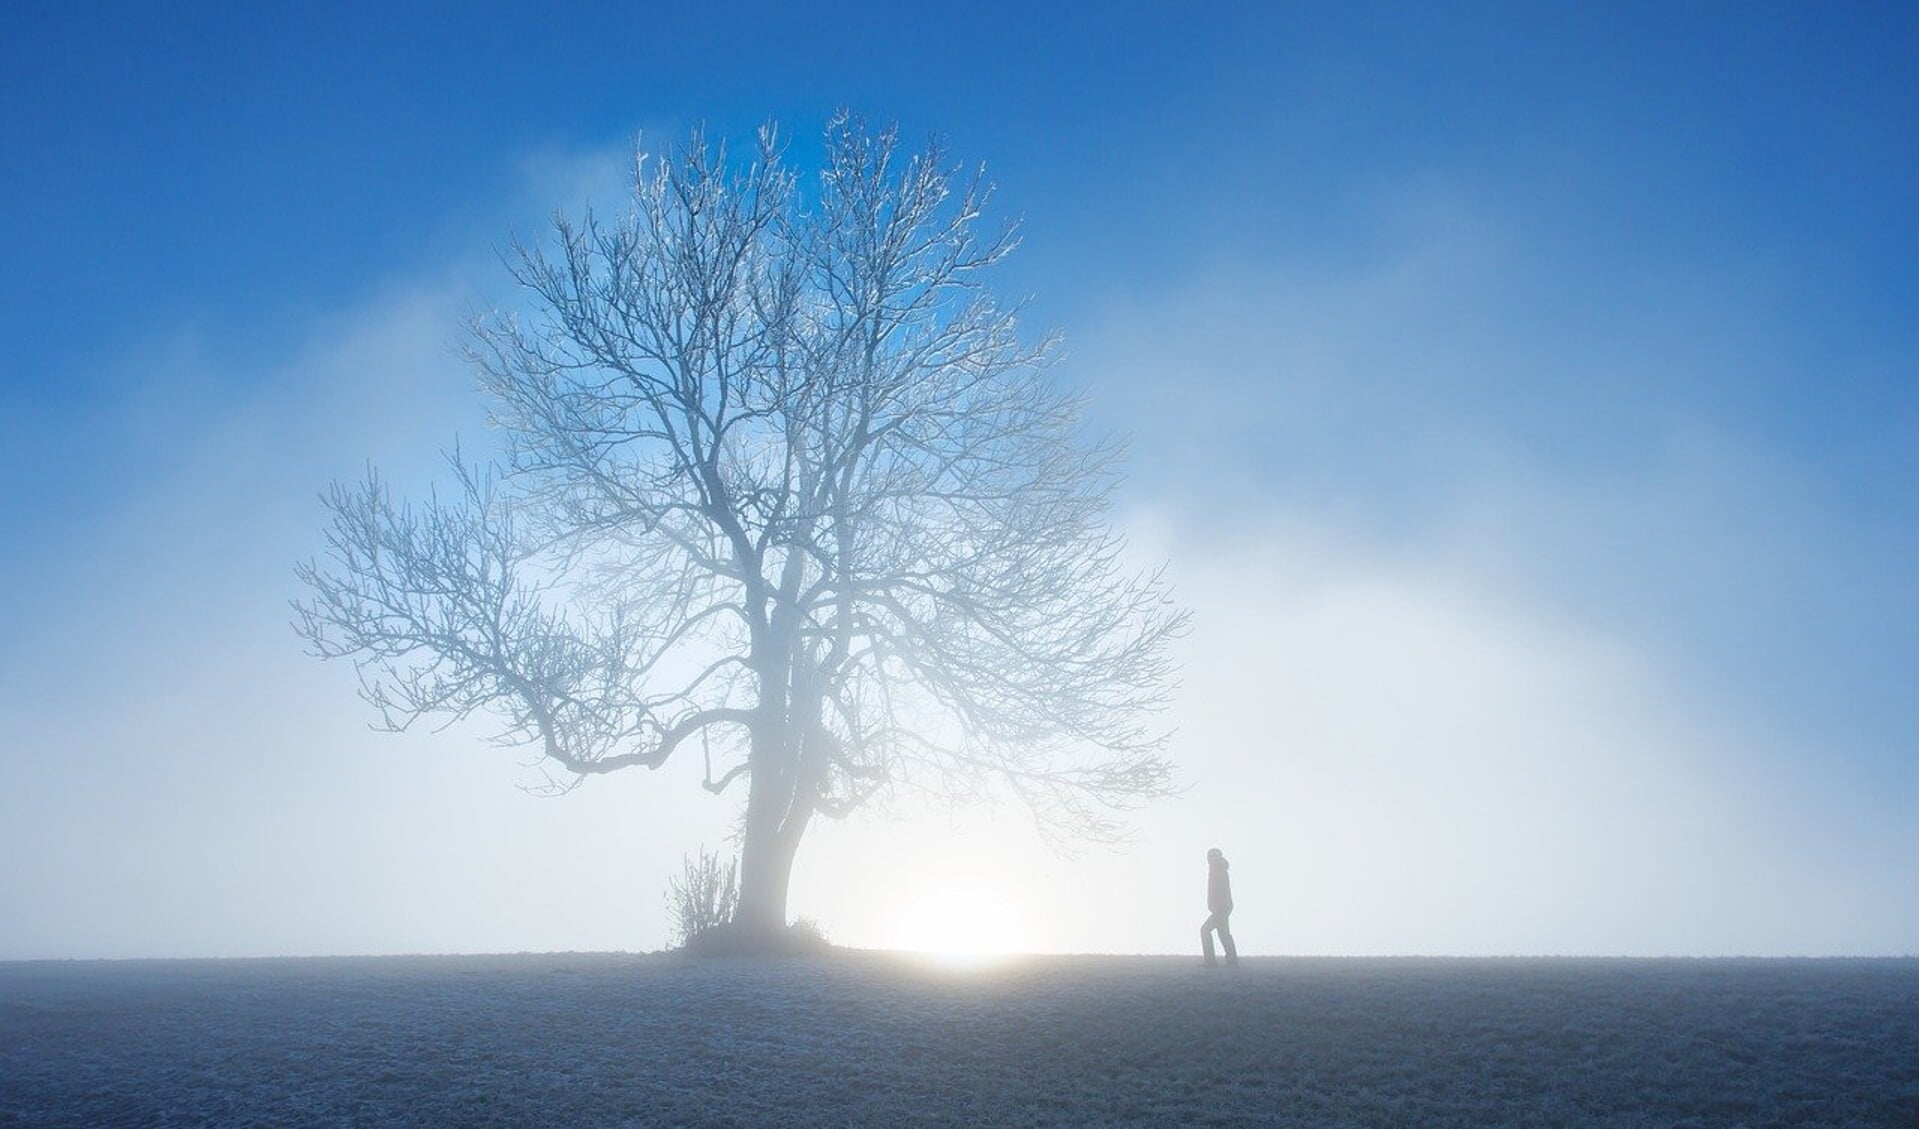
[796,511,1915,956]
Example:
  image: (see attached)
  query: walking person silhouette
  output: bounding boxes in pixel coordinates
[1201,847,1239,967]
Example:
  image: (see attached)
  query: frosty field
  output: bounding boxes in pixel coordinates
[2,953,1915,1127]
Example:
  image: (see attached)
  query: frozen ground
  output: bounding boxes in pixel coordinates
[2,953,1916,1127]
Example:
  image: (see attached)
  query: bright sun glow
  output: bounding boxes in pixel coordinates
[889,886,1026,968]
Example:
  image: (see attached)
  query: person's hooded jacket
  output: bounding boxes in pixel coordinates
[1207,852,1233,916]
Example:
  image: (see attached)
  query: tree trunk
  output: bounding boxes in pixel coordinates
[733,621,821,944]
[735,814,798,936]
[733,712,802,939]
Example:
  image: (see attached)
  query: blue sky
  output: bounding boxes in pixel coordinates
[2,2,1915,957]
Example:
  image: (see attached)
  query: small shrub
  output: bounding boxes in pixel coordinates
[664,847,738,950]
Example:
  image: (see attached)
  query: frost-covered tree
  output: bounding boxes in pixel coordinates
[295,116,1188,942]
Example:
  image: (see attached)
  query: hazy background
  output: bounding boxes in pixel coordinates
[3,2,1914,958]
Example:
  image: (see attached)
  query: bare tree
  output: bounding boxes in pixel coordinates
[295,115,1189,941]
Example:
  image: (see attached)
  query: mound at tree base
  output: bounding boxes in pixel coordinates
[681,920,834,958]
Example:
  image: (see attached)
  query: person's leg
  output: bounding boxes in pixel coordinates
[1200,915,1218,966]
[1218,914,1239,966]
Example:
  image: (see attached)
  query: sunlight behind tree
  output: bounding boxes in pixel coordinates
[889,884,1027,967]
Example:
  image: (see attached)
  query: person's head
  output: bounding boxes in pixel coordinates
[1207,847,1224,863]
